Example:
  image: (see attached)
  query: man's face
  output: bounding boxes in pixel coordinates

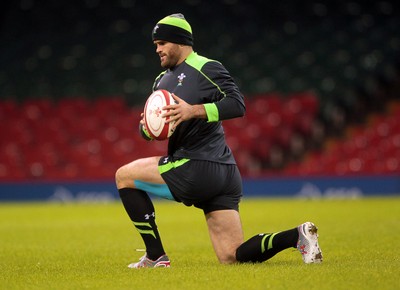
[154,40,181,69]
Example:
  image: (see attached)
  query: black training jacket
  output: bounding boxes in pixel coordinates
[151,51,246,164]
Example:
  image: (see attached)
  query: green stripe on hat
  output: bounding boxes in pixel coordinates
[158,15,192,34]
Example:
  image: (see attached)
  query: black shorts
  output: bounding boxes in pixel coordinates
[158,156,242,214]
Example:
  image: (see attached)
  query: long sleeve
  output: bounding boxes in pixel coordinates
[200,61,246,122]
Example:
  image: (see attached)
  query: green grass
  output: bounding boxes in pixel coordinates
[0,197,399,290]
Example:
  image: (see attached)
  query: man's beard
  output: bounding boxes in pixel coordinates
[161,53,178,69]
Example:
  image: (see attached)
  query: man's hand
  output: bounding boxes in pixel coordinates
[162,93,206,129]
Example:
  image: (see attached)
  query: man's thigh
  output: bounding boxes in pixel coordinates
[205,209,244,264]
[116,156,164,189]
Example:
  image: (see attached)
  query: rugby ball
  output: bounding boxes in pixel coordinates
[143,89,176,140]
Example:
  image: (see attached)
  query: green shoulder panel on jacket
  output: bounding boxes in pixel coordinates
[152,70,167,91]
[185,52,220,71]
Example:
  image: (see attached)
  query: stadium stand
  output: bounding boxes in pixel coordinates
[285,100,400,176]
[0,0,399,180]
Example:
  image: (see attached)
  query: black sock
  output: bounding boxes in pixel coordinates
[271,228,299,251]
[118,188,165,260]
[236,228,298,263]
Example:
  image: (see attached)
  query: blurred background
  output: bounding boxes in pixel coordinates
[0,0,399,186]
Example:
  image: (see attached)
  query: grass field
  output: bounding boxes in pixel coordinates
[0,197,399,290]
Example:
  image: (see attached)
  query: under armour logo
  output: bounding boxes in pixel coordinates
[144,212,155,220]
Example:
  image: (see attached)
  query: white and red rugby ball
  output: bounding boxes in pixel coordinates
[143,89,176,140]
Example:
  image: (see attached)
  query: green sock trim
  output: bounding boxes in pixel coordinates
[268,232,280,250]
[261,234,270,253]
[133,221,156,239]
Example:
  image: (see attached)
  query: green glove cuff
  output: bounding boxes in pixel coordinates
[139,123,153,141]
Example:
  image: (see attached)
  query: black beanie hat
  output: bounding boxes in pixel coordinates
[152,13,194,46]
